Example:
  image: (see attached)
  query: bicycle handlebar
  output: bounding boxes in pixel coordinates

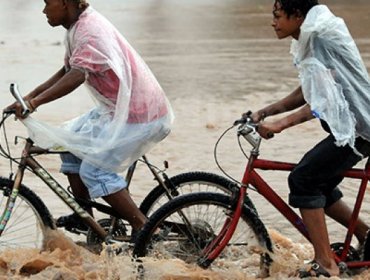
[10,83,30,118]
[233,110,252,126]
[234,114,261,150]
[234,111,274,140]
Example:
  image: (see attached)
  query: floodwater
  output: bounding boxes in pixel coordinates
[0,0,370,279]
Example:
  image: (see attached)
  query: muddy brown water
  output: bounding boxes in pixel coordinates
[0,0,369,279]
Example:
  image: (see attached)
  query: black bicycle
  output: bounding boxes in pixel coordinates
[0,83,240,252]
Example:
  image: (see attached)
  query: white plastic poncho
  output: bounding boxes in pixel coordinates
[23,7,174,172]
[290,5,370,153]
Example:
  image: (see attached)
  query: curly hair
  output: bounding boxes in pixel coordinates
[71,0,89,9]
[274,0,319,18]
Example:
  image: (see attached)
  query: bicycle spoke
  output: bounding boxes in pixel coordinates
[3,206,38,230]
[0,181,50,250]
[134,192,269,273]
[150,201,254,262]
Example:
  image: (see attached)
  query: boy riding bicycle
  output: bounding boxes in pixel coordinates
[5,0,173,238]
[250,0,370,277]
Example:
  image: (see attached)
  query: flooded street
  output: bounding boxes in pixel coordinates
[0,0,370,278]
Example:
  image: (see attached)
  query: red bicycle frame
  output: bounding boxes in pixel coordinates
[203,120,370,270]
[249,156,370,268]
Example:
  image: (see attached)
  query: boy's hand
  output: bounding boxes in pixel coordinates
[4,100,34,119]
[257,121,281,139]
[250,111,266,123]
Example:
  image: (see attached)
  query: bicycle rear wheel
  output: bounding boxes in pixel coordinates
[134,192,272,275]
[0,177,55,249]
[139,172,257,216]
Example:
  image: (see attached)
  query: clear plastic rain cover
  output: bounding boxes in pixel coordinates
[290,5,370,154]
[23,7,174,172]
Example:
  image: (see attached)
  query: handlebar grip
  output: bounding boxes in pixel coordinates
[256,125,274,139]
[10,83,30,117]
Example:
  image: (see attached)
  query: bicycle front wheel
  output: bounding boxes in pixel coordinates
[134,192,272,275]
[139,172,257,216]
[0,177,55,250]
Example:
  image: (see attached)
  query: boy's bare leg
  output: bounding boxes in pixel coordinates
[300,208,340,277]
[325,199,369,244]
[66,175,147,230]
[103,188,147,230]
[66,173,93,216]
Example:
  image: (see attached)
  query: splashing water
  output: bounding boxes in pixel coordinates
[0,229,368,279]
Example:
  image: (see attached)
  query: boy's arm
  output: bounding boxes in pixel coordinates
[4,66,69,116]
[29,68,85,110]
[25,66,67,100]
[257,104,314,139]
[251,86,306,122]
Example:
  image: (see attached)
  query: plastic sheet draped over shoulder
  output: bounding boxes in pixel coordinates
[290,5,370,152]
[23,7,174,172]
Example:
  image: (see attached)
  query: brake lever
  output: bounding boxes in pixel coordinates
[3,109,16,115]
[234,110,253,126]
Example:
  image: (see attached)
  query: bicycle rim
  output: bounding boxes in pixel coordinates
[0,180,52,249]
[135,192,271,274]
[140,172,239,216]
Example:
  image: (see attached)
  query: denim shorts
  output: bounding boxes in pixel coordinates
[59,112,171,198]
[60,153,127,199]
[288,134,370,209]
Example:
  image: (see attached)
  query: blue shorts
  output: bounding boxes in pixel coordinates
[60,153,127,199]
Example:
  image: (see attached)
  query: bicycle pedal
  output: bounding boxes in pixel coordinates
[55,213,89,233]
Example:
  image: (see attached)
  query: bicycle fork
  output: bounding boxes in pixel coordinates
[197,154,256,267]
[197,187,247,268]
[0,161,25,235]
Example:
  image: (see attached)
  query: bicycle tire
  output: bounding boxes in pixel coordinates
[0,177,55,249]
[139,171,258,216]
[134,192,272,274]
